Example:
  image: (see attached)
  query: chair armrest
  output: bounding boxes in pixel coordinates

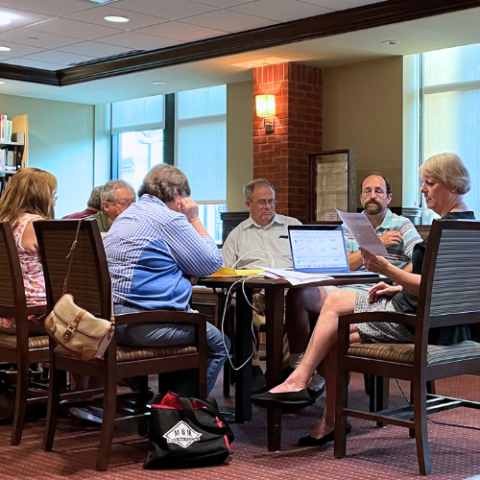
[114,310,207,327]
[339,311,417,327]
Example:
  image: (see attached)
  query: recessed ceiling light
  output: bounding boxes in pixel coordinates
[0,46,11,52]
[0,12,15,26]
[382,40,400,45]
[104,15,129,23]
[152,81,166,85]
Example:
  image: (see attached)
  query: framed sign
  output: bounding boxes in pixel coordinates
[308,149,356,222]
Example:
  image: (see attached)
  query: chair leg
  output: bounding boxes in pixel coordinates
[96,373,116,471]
[375,376,390,428]
[42,365,63,452]
[11,360,29,445]
[334,365,350,458]
[412,381,431,475]
[136,376,149,437]
[223,361,231,397]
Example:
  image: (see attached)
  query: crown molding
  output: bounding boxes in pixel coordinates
[0,63,59,85]
[2,0,480,87]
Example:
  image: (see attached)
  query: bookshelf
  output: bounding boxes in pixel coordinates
[0,114,28,194]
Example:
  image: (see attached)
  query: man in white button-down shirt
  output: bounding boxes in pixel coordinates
[222,179,301,270]
[221,179,301,394]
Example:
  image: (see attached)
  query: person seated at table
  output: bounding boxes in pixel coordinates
[63,185,103,219]
[0,168,57,334]
[251,153,474,446]
[88,179,135,233]
[222,178,302,394]
[104,165,229,397]
[284,173,422,400]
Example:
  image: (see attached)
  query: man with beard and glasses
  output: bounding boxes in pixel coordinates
[282,173,423,405]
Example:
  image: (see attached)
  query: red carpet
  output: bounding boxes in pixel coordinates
[1,373,479,479]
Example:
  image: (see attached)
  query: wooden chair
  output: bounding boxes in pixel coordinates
[0,221,49,445]
[34,219,207,471]
[334,219,480,475]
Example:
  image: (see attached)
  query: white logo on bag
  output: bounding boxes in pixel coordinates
[163,421,202,448]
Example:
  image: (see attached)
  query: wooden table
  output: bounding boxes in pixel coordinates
[199,274,380,451]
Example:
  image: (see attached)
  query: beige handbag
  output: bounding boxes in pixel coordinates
[44,220,115,360]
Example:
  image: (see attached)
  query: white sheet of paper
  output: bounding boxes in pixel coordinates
[336,210,388,256]
[259,266,331,286]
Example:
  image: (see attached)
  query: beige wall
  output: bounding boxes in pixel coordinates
[0,94,94,218]
[227,81,253,211]
[323,57,404,209]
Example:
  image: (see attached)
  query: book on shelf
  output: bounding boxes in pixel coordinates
[0,149,6,172]
[4,120,12,142]
[0,114,6,142]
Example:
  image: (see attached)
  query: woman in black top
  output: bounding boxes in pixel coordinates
[251,153,474,445]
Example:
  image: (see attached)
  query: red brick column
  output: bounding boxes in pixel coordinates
[253,63,322,223]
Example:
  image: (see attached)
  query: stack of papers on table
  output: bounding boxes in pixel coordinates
[260,267,331,286]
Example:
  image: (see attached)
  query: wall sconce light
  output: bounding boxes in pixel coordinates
[255,94,276,133]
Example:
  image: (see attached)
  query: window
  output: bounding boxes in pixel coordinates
[112,95,165,194]
[111,86,227,243]
[421,44,480,222]
[176,85,227,243]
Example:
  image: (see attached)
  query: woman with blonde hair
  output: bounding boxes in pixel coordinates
[0,167,57,334]
[252,153,474,445]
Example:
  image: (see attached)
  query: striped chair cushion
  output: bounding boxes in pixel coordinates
[0,334,49,350]
[347,340,480,365]
[116,345,197,362]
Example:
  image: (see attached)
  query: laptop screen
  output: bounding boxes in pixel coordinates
[288,225,350,273]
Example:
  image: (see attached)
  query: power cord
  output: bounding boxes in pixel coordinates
[395,379,480,431]
[231,249,275,269]
[219,273,265,372]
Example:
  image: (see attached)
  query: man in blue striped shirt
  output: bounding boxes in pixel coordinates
[104,165,228,395]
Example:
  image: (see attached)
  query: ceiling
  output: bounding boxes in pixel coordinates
[1,0,480,104]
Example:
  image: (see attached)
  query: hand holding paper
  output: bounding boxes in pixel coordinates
[336,210,388,256]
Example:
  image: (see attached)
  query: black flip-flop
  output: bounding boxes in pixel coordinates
[250,389,312,408]
[298,421,352,446]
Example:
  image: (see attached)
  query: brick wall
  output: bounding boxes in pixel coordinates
[253,63,322,223]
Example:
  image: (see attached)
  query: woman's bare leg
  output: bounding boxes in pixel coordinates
[270,290,357,393]
[310,329,361,439]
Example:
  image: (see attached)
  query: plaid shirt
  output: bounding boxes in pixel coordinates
[104,194,222,311]
[343,209,422,270]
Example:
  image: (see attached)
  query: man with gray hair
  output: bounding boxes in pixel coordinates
[88,179,135,232]
[222,178,301,269]
[222,179,303,394]
[104,165,228,396]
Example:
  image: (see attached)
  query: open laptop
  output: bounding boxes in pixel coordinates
[287,224,379,277]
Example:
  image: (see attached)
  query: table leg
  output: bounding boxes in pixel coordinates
[234,284,253,422]
[264,286,285,451]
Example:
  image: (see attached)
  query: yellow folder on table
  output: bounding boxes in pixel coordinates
[209,266,265,277]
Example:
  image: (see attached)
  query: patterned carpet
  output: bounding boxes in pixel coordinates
[1,373,480,479]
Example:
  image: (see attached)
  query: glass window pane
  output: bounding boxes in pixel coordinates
[424,44,480,87]
[198,204,227,245]
[118,129,164,194]
[177,121,226,202]
[177,85,226,120]
[423,90,480,222]
[112,95,164,134]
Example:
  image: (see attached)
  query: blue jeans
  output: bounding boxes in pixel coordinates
[114,304,230,395]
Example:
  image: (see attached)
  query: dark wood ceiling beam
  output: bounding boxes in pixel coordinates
[0,63,59,85]
[3,0,480,87]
